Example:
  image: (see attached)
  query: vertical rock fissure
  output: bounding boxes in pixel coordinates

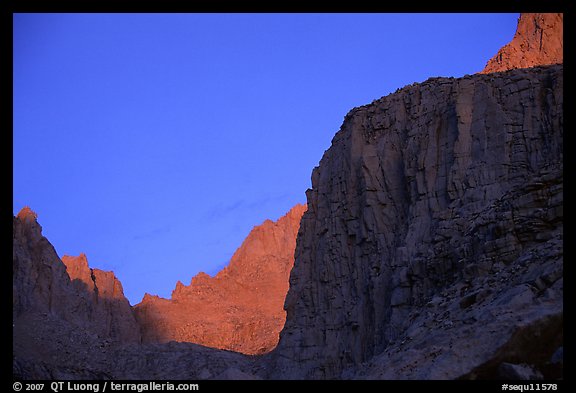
[90,268,99,300]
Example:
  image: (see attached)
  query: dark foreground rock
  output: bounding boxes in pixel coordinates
[270,64,563,379]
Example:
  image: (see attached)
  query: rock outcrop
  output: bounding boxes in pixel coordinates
[481,13,563,74]
[13,208,142,378]
[13,207,85,324]
[271,64,563,379]
[62,254,141,344]
[13,208,260,380]
[134,204,306,355]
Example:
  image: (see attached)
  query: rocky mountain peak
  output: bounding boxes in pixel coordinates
[134,203,306,355]
[62,253,131,303]
[16,206,38,223]
[61,253,90,273]
[481,13,563,73]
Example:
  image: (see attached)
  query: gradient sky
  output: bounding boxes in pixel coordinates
[13,13,519,305]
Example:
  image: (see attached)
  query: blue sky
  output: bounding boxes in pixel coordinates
[13,13,518,305]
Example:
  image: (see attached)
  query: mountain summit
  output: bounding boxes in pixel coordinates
[481,13,563,73]
[134,204,306,355]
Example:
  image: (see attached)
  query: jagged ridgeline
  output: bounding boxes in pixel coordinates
[134,204,306,355]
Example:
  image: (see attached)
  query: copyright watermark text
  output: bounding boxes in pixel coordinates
[12,382,199,393]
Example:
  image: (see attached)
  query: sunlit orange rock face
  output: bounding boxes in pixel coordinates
[480,13,563,74]
[134,203,306,355]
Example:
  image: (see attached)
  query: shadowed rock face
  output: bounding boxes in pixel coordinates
[271,64,563,379]
[13,209,258,380]
[61,254,141,344]
[13,207,84,323]
[481,13,563,74]
[266,14,564,378]
[13,209,141,379]
[134,204,306,355]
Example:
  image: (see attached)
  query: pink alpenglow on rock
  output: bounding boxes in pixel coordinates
[480,13,563,74]
[134,203,307,355]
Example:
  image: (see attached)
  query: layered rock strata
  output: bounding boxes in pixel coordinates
[134,204,306,355]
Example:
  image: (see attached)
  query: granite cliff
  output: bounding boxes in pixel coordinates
[267,12,563,379]
[270,64,563,379]
[134,204,306,355]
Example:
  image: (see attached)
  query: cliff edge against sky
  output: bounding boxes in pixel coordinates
[271,64,563,379]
